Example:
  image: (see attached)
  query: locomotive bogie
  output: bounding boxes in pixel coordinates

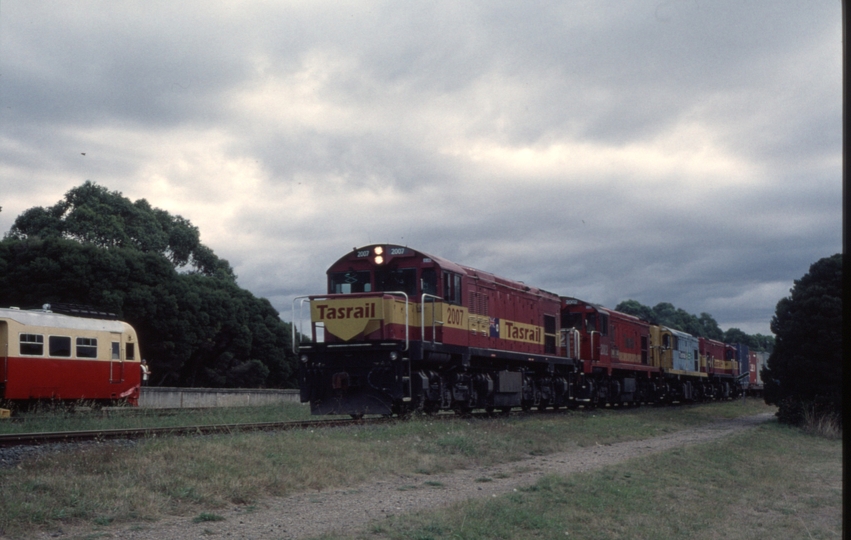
[0,307,142,407]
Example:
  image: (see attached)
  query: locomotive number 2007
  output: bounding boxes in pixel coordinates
[446,306,465,326]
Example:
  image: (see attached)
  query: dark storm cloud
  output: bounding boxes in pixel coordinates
[0,1,841,336]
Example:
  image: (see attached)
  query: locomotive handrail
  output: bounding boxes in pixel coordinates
[589,330,600,361]
[560,328,580,359]
[420,293,444,345]
[291,295,313,355]
[381,291,409,351]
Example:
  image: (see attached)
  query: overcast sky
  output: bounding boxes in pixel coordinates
[0,1,842,336]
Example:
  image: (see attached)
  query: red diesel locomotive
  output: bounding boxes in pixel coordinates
[294,245,745,417]
[1,306,142,407]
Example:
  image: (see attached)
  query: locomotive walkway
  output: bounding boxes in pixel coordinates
[38,412,776,540]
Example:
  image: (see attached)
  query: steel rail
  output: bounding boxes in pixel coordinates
[0,417,393,448]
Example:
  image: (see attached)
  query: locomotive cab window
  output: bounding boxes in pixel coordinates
[19,333,44,356]
[329,271,372,294]
[126,342,136,360]
[76,337,98,358]
[49,336,72,357]
[585,313,597,332]
[375,267,417,297]
[562,312,583,330]
[442,271,462,305]
[421,267,438,296]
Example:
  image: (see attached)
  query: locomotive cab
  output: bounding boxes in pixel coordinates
[294,245,467,416]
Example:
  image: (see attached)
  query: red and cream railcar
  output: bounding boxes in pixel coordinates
[294,245,576,416]
[0,307,142,406]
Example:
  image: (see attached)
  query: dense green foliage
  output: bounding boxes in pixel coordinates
[762,254,842,426]
[615,299,774,351]
[0,182,296,388]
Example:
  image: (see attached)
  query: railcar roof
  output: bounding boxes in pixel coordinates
[0,307,128,333]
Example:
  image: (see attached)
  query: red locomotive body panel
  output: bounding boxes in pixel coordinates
[699,337,727,376]
[560,298,654,375]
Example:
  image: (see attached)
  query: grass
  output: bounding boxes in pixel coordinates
[0,399,806,538]
[351,421,841,540]
[0,402,320,435]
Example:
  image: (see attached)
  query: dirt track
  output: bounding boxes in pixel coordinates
[36,413,775,540]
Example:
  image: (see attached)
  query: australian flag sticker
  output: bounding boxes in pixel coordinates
[489,317,500,338]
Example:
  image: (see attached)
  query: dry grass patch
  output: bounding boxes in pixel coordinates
[0,399,774,537]
[352,421,841,540]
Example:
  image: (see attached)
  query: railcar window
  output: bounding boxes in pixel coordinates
[126,342,136,360]
[112,342,120,360]
[76,337,98,358]
[20,334,44,356]
[376,267,417,297]
[329,271,372,294]
[421,268,438,296]
[49,336,72,357]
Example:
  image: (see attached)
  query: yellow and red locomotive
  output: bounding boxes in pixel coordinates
[295,245,744,417]
[1,306,142,407]
[294,245,574,416]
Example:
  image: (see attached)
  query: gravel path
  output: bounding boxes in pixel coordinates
[35,413,775,540]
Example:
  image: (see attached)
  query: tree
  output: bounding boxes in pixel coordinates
[614,299,656,323]
[762,254,842,426]
[0,183,297,388]
[7,181,233,277]
[615,299,770,347]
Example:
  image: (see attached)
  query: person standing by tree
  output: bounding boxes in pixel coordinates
[140,359,151,386]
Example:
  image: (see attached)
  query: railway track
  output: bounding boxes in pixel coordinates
[0,417,393,448]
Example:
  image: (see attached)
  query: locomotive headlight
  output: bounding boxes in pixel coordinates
[300,354,309,363]
[374,246,384,255]
[374,255,384,265]
[389,351,399,361]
